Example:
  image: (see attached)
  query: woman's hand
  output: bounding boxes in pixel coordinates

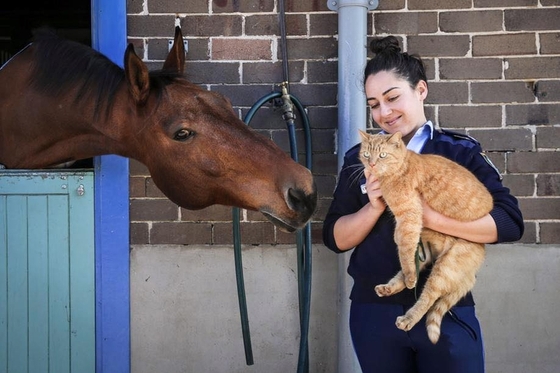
[364,169,387,211]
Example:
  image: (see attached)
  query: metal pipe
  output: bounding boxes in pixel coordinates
[327,0,378,372]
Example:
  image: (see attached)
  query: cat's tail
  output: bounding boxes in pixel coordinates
[426,290,469,344]
[425,299,450,344]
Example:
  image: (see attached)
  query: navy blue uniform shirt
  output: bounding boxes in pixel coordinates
[322,128,524,306]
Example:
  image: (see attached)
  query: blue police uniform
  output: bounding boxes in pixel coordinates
[322,122,524,373]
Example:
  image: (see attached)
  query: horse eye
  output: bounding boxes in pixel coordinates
[174,129,194,142]
[380,152,387,158]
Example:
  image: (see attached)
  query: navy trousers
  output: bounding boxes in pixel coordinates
[350,302,485,373]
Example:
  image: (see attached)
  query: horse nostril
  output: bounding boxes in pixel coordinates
[287,187,317,216]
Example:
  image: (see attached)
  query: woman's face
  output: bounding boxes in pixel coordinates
[364,70,428,143]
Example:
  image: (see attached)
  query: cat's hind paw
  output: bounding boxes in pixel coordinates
[396,315,416,332]
[375,284,394,297]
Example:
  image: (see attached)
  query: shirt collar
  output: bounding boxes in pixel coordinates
[379,121,434,154]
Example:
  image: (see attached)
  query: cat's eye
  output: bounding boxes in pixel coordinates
[379,152,387,158]
[363,151,370,159]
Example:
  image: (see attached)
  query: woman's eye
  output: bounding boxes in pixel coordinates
[380,152,387,158]
[388,95,399,102]
[174,129,194,141]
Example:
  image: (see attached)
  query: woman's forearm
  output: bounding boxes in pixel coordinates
[333,201,386,251]
[423,207,498,244]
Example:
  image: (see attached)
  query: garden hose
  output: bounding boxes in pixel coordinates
[233,89,313,373]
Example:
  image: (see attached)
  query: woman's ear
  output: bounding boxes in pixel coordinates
[416,80,428,101]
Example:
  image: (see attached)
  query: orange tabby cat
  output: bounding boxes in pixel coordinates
[358,130,493,344]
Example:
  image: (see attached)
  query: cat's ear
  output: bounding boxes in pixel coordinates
[358,129,369,141]
[388,131,403,145]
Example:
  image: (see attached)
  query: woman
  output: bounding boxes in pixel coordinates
[322,36,524,373]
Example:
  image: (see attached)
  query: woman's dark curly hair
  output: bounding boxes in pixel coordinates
[364,36,428,89]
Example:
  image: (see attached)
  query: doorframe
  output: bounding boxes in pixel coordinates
[91,1,130,372]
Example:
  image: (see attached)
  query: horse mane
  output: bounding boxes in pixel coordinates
[28,30,181,120]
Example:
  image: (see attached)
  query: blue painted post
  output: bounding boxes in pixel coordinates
[91,1,131,373]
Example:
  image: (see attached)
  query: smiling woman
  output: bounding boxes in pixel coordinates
[0,27,317,230]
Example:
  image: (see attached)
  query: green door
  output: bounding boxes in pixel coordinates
[0,171,95,373]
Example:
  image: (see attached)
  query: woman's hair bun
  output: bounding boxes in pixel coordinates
[369,36,401,54]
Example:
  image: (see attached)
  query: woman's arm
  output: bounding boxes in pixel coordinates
[422,202,498,244]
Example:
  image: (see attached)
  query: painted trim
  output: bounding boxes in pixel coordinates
[91,1,131,373]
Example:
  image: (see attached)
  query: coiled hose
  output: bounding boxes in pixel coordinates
[233,90,313,373]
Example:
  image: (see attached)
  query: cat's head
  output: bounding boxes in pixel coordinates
[358,130,406,177]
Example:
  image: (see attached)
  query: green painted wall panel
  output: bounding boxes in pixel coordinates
[0,171,95,373]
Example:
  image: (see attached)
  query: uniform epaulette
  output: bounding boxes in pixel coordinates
[439,129,480,146]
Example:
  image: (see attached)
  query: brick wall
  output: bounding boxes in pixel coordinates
[127,0,560,245]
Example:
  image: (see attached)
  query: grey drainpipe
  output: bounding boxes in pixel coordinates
[327,0,379,371]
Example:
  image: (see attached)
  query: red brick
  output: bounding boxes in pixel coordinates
[439,58,502,80]
[279,38,338,60]
[505,57,560,79]
[502,174,535,197]
[439,106,502,128]
[468,128,533,152]
[307,60,337,83]
[184,61,240,84]
[425,82,469,105]
[129,177,146,198]
[212,0,274,13]
[149,0,208,13]
[310,13,339,36]
[130,199,179,221]
[518,222,537,244]
[537,174,560,196]
[540,223,560,244]
[246,14,307,36]
[518,197,560,220]
[537,126,560,149]
[474,0,538,6]
[181,205,233,222]
[540,32,560,54]
[374,12,438,35]
[128,15,177,37]
[130,222,150,245]
[440,11,503,33]
[408,0,471,10]
[284,1,329,12]
[473,33,536,56]
[506,103,560,126]
[213,222,275,245]
[243,61,304,84]
[146,178,166,198]
[181,16,243,37]
[377,0,406,10]
[508,151,560,173]
[505,8,560,31]
[471,82,535,104]
[408,35,470,57]
[212,38,272,60]
[150,222,213,244]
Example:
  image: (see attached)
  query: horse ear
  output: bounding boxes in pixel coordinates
[162,26,185,75]
[124,43,150,105]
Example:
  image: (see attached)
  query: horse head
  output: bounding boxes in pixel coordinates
[121,27,317,232]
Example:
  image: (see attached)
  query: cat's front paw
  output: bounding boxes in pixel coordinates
[396,315,416,332]
[375,284,394,297]
[403,273,417,289]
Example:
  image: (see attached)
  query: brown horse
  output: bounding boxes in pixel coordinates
[0,27,316,232]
